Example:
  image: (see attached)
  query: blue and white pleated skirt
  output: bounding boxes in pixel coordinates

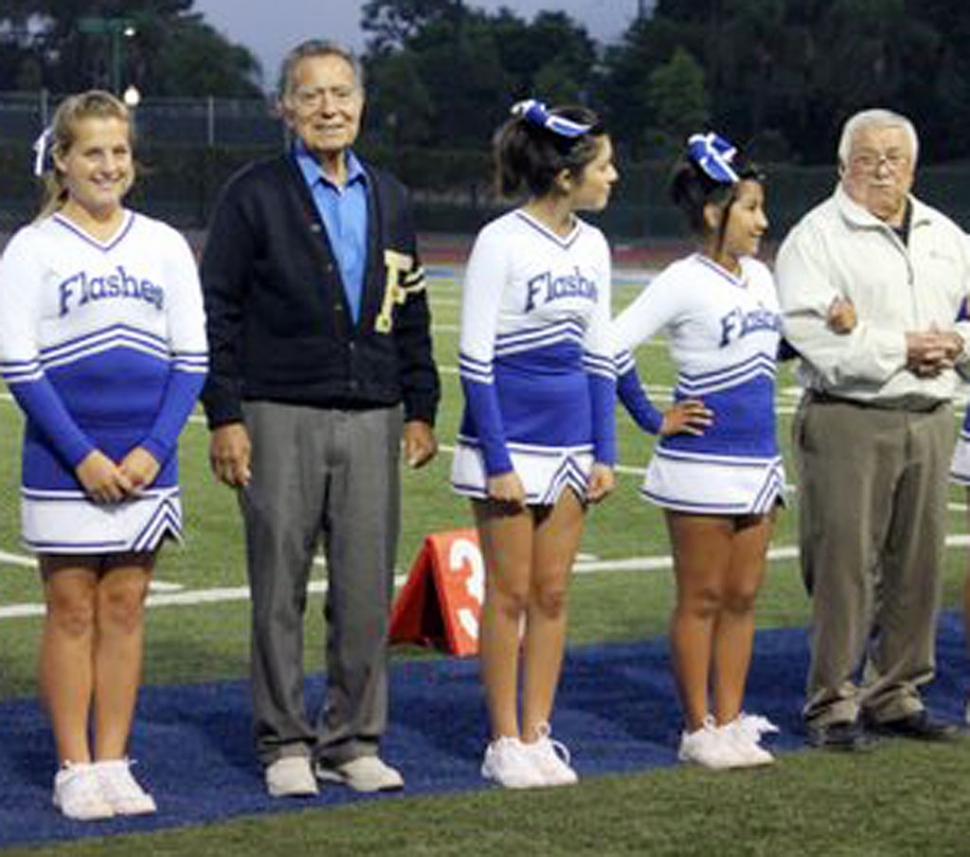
[951,432,970,485]
[451,436,593,506]
[21,485,183,555]
[640,446,785,515]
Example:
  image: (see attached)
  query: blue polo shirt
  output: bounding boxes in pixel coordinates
[294,141,369,323]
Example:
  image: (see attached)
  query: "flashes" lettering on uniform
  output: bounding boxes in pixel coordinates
[719,302,781,346]
[58,266,165,316]
[524,266,598,312]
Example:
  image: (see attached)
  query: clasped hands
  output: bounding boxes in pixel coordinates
[76,446,160,504]
[905,328,964,378]
[829,295,963,379]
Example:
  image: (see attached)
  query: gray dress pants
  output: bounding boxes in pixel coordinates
[240,400,402,767]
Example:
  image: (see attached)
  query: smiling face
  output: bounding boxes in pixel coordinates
[704,179,768,269]
[841,124,915,225]
[54,115,133,220]
[566,135,619,213]
[282,52,364,167]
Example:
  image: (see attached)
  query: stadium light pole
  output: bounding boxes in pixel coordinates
[77,16,137,94]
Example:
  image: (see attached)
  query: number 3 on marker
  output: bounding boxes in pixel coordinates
[447,537,485,644]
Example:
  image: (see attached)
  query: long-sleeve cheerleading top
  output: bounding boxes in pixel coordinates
[0,211,208,553]
[451,209,616,505]
[614,253,784,515]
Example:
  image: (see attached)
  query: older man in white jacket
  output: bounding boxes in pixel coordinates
[776,108,970,750]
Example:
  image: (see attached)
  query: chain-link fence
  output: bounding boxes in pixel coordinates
[0,90,286,148]
[5,90,970,240]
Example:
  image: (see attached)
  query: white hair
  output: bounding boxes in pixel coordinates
[837,108,919,167]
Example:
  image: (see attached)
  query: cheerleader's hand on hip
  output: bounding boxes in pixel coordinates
[586,463,615,504]
[486,471,526,509]
[661,399,713,436]
[76,449,133,504]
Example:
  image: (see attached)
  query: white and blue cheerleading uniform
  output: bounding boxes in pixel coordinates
[614,253,784,515]
[950,406,970,485]
[0,211,208,553]
[950,293,970,486]
[451,209,616,504]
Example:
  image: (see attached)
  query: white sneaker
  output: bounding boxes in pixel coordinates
[316,755,404,792]
[481,736,546,789]
[677,717,745,770]
[721,719,775,767]
[265,756,319,798]
[94,759,157,815]
[524,724,579,786]
[736,712,781,742]
[52,762,114,821]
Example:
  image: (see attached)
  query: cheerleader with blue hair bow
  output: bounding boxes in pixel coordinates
[613,132,785,770]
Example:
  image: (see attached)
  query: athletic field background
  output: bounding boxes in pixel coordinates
[2,245,970,855]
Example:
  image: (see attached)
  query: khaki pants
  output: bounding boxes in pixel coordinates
[794,395,954,727]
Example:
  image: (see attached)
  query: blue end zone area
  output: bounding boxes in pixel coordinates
[2,615,967,848]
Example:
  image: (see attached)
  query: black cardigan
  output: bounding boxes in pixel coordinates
[200,153,439,429]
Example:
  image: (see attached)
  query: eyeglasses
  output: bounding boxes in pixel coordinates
[849,150,910,174]
[291,85,359,110]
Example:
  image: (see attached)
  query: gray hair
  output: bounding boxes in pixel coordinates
[837,108,919,168]
[276,39,364,101]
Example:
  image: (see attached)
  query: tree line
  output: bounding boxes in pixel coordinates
[360,0,970,165]
[0,0,262,98]
[3,1,970,165]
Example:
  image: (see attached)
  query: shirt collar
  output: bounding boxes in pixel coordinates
[293,138,367,189]
[834,183,928,232]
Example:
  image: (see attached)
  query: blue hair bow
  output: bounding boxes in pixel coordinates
[32,127,53,177]
[511,99,593,139]
[687,132,740,184]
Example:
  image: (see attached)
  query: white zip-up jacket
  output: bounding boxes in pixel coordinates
[776,184,970,405]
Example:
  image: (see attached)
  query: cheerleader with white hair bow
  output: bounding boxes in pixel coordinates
[0,90,207,819]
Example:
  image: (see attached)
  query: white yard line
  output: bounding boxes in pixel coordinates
[0,550,34,569]
[5,537,970,620]
[1,370,967,619]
